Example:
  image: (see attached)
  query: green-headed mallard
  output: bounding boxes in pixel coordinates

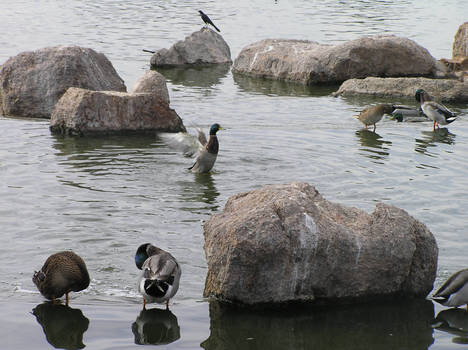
[32,251,90,305]
[135,243,181,309]
[415,89,457,130]
[432,269,468,309]
[189,123,224,173]
[354,104,394,131]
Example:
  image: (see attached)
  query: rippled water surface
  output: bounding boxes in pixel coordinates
[1,1,468,349]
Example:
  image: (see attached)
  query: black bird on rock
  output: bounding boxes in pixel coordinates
[199,10,220,32]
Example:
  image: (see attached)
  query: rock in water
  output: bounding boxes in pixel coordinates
[233,35,437,85]
[50,88,185,136]
[150,28,232,67]
[0,46,126,118]
[203,183,438,306]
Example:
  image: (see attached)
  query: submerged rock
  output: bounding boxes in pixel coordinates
[50,87,185,136]
[150,28,232,67]
[0,46,126,119]
[131,70,170,104]
[203,183,438,306]
[232,35,437,85]
[332,77,468,102]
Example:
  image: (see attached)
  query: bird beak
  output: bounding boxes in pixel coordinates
[219,126,225,130]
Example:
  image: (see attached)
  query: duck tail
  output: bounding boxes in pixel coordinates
[446,116,457,124]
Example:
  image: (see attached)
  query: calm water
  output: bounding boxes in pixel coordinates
[1,1,468,349]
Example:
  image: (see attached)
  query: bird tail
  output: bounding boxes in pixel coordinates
[446,116,457,124]
[212,24,220,32]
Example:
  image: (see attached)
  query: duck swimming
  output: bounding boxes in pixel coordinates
[354,104,394,131]
[189,123,224,173]
[415,89,457,130]
[135,243,181,309]
[32,251,90,305]
[432,268,468,309]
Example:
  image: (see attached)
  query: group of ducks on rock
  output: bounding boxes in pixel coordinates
[33,247,468,310]
[33,244,181,309]
[354,89,458,131]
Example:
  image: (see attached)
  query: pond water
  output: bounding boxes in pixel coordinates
[1,1,468,349]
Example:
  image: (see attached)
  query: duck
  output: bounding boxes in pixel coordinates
[189,123,224,173]
[415,89,457,130]
[135,243,181,309]
[432,268,468,309]
[32,251,90,305]
[390,104,428,123]
[354,104,394,131]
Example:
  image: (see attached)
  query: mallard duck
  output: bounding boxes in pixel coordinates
[32,251,90,305]
[354,104,394,131]
[390,104,428,122]
[432,269,468,309]
[415,89,457,130]
[135,243,181,309]
[189,123,224,173]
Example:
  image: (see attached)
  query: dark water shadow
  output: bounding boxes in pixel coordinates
[32,302,89,350]
[233,72,336,97]
[414,128,456,156]
[155,64,231,88]
[201,299,434,350]
[432,308,468,345]
[131,308,180,345]
[355,129,392,162]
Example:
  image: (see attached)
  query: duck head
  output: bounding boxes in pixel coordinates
[415,89,426,103]
[135,243,152,270]
[209,123,224,135]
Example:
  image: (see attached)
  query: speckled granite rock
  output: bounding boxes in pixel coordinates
[50,87,185,136]
[150,28,231,67]
[453,22,468,58]
[203,182,438,306]
[232,35,437,85]
[0,46,126,119]
[131,70,170,104]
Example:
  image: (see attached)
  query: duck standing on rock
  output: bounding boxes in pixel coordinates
[32,251,90,305]
[354,104,394,131]
[135,243,181,309]
[415,89,457,130]
[432,268,468,309]
[198,10,220,32]
[189,123,224,173]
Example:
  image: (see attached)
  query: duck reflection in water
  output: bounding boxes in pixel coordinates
[432,308,468,345]
[132,308,180,345]
[194,172,220,206]
[415,128,456,155]
[32,302,89,350]
[355,129,392,162]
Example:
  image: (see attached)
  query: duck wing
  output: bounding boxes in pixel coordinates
[159,130,204,157]
[144,253,179,282]
[427,102,457,119]
[433,269,468,299]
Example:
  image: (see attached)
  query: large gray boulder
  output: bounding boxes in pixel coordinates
[150,28,232,67]
[453,22,468,58]
[333,77,468,102]
[203,183,438,306]
[0,46,126,119]
[131,70,170,104]
[232,35,437,85]
[50,87,185,136]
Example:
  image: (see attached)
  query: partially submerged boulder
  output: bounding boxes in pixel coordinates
[332,77,468,102]
[131,70,170,104]
[50,87,185,136]
[150,28,232,67]
[203,183,438,306]
[453,22,468,58]
[0,46,126,119]
[232,35,437,85]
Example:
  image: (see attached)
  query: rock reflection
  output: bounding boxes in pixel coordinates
[232,72,336,97]
[432,308,468,345]
[132,308,180,345]
[355,129,392,162]
[32,302,89,350]
[201,299,434,350]
[415,128,456,155]
[156,64,230,88]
